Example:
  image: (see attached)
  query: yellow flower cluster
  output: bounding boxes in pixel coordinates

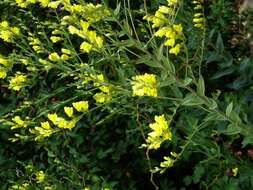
[48,48,72,62]
[9,73,29,91]
[0,54,11,79]
[144,0,179,28]
[15,0,110,23]
[30,100,88,140]
[28,34,45,54]
[68,20,103,53]
[144,1,184,55]
[92,75,111,104]
[143,115,172,150]
[16,0,51,8]
[152,152,178,173]
[0,21,20,43]
[11,116,29,129]
[131,73,157,97]
[36,170,46,183]
[155,24,183,55]
[193,0,205,29]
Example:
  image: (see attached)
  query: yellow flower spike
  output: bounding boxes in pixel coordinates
[47,113,58,125]
[64,106,74,118]
[131,73,158,97]
[72,101,89,112]
[48,52,61,62]
[80,41,93,53]
[144,115,172,150]
[9,73,28,91]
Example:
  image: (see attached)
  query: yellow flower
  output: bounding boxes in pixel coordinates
[169,44,181,55]
[80,41,93,53]
[0,30,12,42]
[50,36,62,43]
[164,38,175,47]
[93,92,111,103]
[72,101,89,112]
[9,73,28,91]
[167,0,179,6]
[38,0,50,7]
[64,107,74,118]
[36,171,45,183]
[144,115,172,150]
[232,167,238,177]
[47,113,58,125]
[41,121,51,130]
[61,54,70,61]
[0,68,7,79]
[61,48,72,55]
[11,116,28,129]
[48,52,61,62]
[131,73,157,97]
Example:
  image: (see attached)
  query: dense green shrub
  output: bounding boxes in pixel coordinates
[0,0,253,189]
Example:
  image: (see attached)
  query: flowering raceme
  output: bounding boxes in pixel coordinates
[0,21,20,43]
[144,1,184,55]
[193,0,205,29]
[143,115,172,150]
[9,73,29,91]
[131,73,157,97]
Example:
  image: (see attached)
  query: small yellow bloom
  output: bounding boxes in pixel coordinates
[48,52,61,62]
[72,101,89,112]
[47,113,58,125]
[169,44,181,55]
[50,36,62,43]
[41,121,51,130]
[80,41,93,53]
[9,73,28,91]
[36,171,45,183]
[0,68,7,79]
[232,167,238,177]
[64,107,74,118]
[93,92,111,103]
[61,48,72,55]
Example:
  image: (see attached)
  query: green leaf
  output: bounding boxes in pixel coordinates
[222,124,241,135]
[197,75,205,96]
[193,165,205,184]
[181,94,204,106]
[226,102,233,117]
[204,112,226,121]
